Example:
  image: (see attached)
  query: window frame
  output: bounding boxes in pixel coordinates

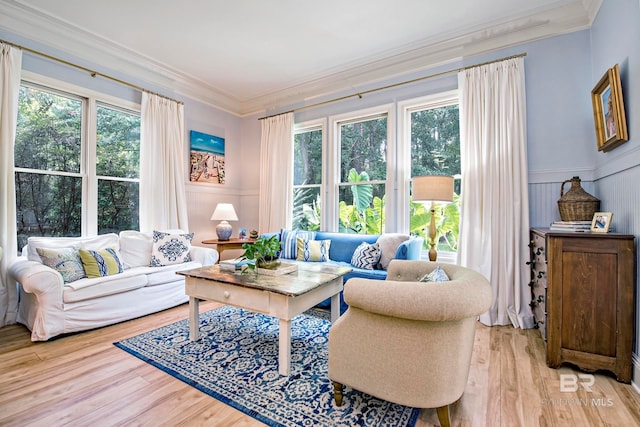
[16,71,141,237]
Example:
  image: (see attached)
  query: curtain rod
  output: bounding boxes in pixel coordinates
[258,52,527,120]
[1,39,183,105]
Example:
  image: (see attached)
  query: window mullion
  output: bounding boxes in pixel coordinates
[85,97,98,236]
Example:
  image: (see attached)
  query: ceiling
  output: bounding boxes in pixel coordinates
[0,0,601,116]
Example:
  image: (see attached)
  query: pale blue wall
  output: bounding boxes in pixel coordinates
[261,29,596,229]
[589,0,640,376]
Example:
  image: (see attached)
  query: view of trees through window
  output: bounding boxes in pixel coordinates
[292,128,322,230]
[339,115,387,234]
[291,100,460,253]
[410,103,461,251]
[96,104,140,235]
[14,83,140,249]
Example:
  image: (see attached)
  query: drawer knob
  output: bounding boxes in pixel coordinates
[223,291,230,299]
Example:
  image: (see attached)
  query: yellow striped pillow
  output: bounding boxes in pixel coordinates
[78,247,124,278]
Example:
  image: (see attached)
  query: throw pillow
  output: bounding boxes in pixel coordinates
[36,247,86,283]
[376,233,410,270]
[150,230,194,267]
[296,237,331,262]
[280,228,316,259]
[419,266,450,283]
[350,242,381,270]
[78,247,124,278]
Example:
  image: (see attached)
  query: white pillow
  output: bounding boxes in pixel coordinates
[376,234,409,270]
[119,230,153,269]
[149,230,194,267]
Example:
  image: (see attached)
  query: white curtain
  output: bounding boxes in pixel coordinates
[0,43,22,327]
[259,112,294,233]
[140,92,189,232]
[457,57,533,329]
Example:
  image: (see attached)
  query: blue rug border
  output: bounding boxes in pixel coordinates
[113,308,420,427]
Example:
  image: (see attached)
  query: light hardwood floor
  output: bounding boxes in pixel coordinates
[1,301,639,427]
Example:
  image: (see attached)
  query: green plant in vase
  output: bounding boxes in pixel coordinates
[241,235,282,272]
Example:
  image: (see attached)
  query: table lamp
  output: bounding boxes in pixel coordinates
[210,203,238,241]
[412,175,454,261]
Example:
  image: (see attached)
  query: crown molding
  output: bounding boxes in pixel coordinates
[0,0,601,117]
[0,0,243,114]
[244,0,598,115]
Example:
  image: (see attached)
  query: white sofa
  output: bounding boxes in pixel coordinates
[9,230,218,341]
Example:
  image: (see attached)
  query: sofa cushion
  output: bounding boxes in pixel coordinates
[144,261,202,286]
[26,233,119,262]
[296,238,331,262]
[315,232,379,264]
[78,247,124,278]
[376,233,410,270]
[119,230,153,268]
[350,242,381,270]
[63,273,147,303]
[35,247,87,283]
[280,228,315,259]
[150,230,193,266]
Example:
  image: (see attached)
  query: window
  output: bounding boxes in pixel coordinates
[293,124,323,231]
[337,113,389,234]
[407,93,460,254]
[14,80,140,248]
[96,104,140,234]
[290,93,459,250]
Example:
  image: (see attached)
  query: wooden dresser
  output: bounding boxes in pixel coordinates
[528,228,635,383]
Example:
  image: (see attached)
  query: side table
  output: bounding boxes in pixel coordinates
[202,237,257,262]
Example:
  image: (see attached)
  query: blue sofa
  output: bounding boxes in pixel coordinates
[268,230,424,313]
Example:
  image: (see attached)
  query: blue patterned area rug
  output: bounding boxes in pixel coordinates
[114,306,419,427]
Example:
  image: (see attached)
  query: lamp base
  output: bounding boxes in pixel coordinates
[428,202,438,262]
[216,221,233,241]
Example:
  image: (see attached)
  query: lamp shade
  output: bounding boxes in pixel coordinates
[210,203,238,221]
[412,176,454,202]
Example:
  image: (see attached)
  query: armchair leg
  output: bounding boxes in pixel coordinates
[436,405,451,427]
[332,381,343,406]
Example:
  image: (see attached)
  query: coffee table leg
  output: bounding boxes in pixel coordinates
[279,318,291,376]
[189,296,200,341]
[330,291,340,323]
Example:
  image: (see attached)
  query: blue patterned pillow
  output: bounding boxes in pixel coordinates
[296,237,331,262]
[420,266,450,283]
[350,242,381,270]
[150,230,194,267]
[36,247,87,283]
[280,228,316,259]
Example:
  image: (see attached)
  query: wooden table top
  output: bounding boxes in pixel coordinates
[201,237,258,245]
[177,263,352,297]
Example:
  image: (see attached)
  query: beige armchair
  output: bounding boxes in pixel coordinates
[328,260,492,427]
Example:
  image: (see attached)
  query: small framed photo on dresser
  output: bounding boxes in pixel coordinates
[591,212,613,233]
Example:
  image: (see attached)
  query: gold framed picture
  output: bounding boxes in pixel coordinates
[590,212,613,233]
[591,64,628,152]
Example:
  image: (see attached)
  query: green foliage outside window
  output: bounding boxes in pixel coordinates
[292,102,460,251]
[14,84,140,248]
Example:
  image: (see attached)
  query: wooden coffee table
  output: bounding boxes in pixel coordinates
[177,263,351,375]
